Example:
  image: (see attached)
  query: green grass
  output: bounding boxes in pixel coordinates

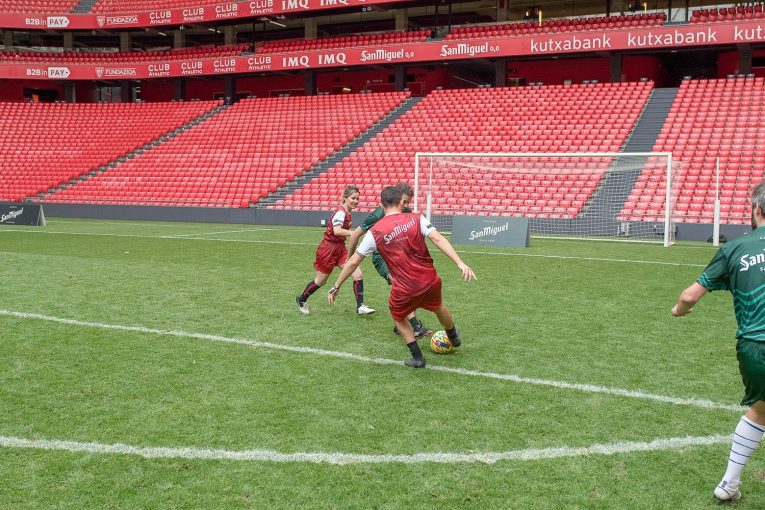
[0,218,762,509]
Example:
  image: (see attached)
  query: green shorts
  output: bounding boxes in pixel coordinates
[736,338,765,406]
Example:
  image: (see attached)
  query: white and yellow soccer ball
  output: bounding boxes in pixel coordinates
[429,330,453,354]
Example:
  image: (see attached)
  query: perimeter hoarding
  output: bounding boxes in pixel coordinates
[0,20,760,80]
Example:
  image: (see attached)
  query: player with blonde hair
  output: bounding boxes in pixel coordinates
[296,185,374,315]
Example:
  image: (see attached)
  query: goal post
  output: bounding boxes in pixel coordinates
[414,152,678,246]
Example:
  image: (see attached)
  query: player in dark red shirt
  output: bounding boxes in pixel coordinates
[328,185,476,367]
[348,183,433,339]
[296,185,374,316]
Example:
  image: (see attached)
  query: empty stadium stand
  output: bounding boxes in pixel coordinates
[446,13,665,40]
[275,82,653,218]
[690,6,765,22]
[91,0,210,13]
[257,31,431,54]
[621,76,765,225]
[0,45,249,64]
[44,92,410,208]
[0,100,221,202]
[0,0,79,14]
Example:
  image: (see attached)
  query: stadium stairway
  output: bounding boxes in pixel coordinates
[256,96,424,208]
[520,87,677,238]
[567,87,679,237]
[37,102,230,201]
[622,88,678,152]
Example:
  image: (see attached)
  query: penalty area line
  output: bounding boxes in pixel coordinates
[0,229,709,268]
[0,434,730,465]
[0,309,744,413]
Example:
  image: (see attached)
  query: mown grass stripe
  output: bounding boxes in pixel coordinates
[0,229,708,267]
[0,309,744,413]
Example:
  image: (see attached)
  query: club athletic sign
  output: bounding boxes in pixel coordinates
[0,20,760,80]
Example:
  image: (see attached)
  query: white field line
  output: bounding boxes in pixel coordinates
[464,250,708,267]
[0,309,745,413]
[0,229,315,246]
[46,218,320,232]
[0,434,731,465]
[0,229,708,267]
[162,229,265,238]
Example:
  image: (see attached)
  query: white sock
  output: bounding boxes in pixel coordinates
[721,415,765,489]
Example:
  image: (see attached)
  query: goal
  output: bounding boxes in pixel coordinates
[414,152,678,246]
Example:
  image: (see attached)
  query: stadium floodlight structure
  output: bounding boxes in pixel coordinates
[414,152,677,246]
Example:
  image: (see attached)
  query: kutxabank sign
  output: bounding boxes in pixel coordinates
[1,20,762,81]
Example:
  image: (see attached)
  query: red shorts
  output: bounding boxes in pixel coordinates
[388,278,443,322]
[313,240,348,274]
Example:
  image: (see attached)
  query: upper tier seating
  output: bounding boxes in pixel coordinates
[0,101,221,203]
[275,82,653,218]
[446,13,665,40]
[691,6,765,22]
[257,30,431,54]
[45,93,409,208]
[0,44,248,64]
[92,0,215,13]
[0,0,78,13]
[621,77,765,225]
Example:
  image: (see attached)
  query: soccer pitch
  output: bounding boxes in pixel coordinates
[0,218,761,509]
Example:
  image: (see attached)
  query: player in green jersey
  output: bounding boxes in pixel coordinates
[672,180,765,503]
[348,183,433,339]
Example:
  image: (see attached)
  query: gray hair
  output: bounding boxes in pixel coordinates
[752,181,765,213]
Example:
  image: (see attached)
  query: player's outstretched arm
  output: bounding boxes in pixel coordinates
[333,225,354,238]
[348,226,364,255]
[427,230,477,282]
[671,282,707,317]
[328,252,366,305]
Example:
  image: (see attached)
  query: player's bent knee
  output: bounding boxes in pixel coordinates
[748,401,765,425]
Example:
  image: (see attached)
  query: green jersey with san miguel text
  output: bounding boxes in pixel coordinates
[697,225,765,341]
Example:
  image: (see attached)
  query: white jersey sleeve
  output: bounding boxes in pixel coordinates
[420,214,436,237]
[356,230,377,257]
[332,209,347,227]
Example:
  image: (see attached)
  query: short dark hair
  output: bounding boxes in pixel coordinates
[395,182,414,198]
[381,185,404,208]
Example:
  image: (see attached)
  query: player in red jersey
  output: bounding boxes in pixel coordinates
[296,185,375,316]
[328,185,476,367]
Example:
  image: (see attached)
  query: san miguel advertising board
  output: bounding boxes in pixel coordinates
[0,20,762,81]
[0,203,46,226]
[0,0,410,30]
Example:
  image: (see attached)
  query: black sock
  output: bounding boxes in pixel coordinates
[353,280,364,308]
[409,317,422,329]
[300,281,321,302]
[446,327,459,340]
[407,341,423,359]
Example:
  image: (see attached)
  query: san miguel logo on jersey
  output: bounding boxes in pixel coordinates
[383,217,416,244]
[740,250,765,272]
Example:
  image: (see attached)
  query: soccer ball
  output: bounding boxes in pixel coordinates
[430,330,453,354]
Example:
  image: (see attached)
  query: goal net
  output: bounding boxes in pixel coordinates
[414,152,679,246]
